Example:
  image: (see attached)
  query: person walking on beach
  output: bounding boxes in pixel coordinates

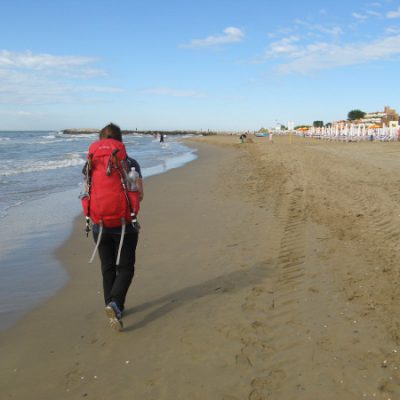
[83,123,144,331]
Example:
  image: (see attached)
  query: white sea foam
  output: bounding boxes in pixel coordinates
[62,134,97,139]
[37,140,58,144]
[142,150,197,177]
[61,138,88,142]
[1,155,85,176]
[40,134,56,139]
[0,201,24,219]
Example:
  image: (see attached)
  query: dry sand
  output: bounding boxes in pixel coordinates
[2,135,400,399]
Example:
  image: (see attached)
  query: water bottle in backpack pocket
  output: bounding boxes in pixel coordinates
[127,167,140,214]
[127,167,138,191]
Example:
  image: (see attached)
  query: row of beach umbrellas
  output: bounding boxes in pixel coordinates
[293,125,400,141]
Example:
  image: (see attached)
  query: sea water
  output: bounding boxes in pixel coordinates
[0,131,197,330]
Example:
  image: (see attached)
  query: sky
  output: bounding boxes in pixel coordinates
[1,0,400,131]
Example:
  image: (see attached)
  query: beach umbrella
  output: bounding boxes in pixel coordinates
[362,125,366,138]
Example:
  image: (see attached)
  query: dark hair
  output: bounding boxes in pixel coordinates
[99,123,122,142]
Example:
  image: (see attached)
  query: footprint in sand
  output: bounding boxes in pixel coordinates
[248,370,287,400]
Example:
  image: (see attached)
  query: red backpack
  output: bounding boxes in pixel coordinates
[81,138,140,229]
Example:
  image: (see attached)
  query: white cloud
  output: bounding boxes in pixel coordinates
[387,6,400,18]
[293,19,343,37]
[366,10,381,16]
[352,12,369,20]
[294,18,310,26]
[16,111,34,116]
[0,110,46,118]
[181,27,244,48]
[267,36,301,56]
[142,87,205,97]
[351,9,382,20]
[271,34,400,74]
[0,50,105,78]
[0,50,123,104]
[0,50,93,68]
[314,25,343,36]
[261,21,344,65]
[386,26,400,34]
[82,86,125,93]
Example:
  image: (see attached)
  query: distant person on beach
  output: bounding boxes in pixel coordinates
[240,133,247,144]
[160,133,165,143]
[83,123,144,330]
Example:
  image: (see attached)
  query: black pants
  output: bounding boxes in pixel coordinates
[93,231,139,310]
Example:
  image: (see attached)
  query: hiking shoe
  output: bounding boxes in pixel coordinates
[105,302,123,331]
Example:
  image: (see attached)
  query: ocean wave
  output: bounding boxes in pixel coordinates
[0,200,24,219]
[179,134,200,138]
[40,134,56,139]
[37,140,59,145]
[141,150,197,178]
[0,156,85,177]
[37,138,80,144]
[61,133,97,139]
[37,135,96,145]
[61,137,90,142]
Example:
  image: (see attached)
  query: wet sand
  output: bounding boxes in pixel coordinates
[2,135,400,399]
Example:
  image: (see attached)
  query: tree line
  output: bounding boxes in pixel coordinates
[305,110,367,129]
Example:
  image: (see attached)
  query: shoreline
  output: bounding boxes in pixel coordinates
[0,138,197,332]
[1,138,263,399]
[3,136,400,399]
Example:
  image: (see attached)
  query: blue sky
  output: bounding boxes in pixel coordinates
[1,0,400,130]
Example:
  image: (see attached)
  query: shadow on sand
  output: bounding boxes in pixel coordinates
[123,260,273,332]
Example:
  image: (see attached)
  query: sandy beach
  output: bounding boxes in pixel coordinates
[2,135,400,399]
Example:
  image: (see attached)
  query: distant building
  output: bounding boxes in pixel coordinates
[331,120,349,129]
[360,106,399,126]
[332,106,399,128]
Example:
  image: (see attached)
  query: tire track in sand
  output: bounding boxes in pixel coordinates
[237,161,308,399]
